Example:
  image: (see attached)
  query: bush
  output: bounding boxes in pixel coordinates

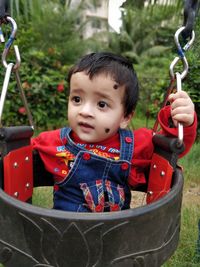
[0,42,71,129]
[0,1,91,130]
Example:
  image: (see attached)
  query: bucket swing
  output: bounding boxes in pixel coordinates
[0,1,198,267]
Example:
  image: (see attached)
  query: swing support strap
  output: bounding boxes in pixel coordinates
[182,0,199,39]
[0,0,9,24]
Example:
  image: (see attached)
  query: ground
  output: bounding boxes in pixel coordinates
[131,181,200,209]
[183,182,200,208]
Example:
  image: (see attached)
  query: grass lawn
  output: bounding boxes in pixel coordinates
[163,142,200,266]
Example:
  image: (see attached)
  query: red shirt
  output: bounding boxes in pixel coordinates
[31,106,197,188]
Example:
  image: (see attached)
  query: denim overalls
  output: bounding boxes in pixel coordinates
[53,128,134,212]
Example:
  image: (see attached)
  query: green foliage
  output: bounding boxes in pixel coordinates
[183,17,200,139]
[108,2,182,124]
[109,1,200,137]
[1,0,199,137]
[0,0,97,130]
[0,46,69,129]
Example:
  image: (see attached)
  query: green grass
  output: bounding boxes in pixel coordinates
[163,142,200,266]
[179,142,200,184]
[32,186,53,208]
[164,207,200,267]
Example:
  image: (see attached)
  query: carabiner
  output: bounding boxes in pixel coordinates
[1,16,21,70]
[175,26,195,56]
[169,55,188,80]
[169,26,195,80]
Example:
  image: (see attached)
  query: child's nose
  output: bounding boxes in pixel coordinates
[79,103,94,117]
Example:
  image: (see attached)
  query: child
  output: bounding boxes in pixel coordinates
[32,52,197,212]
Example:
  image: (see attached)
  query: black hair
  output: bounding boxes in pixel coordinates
[67,52,139,117]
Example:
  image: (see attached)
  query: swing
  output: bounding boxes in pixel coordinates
[0,1,198,267]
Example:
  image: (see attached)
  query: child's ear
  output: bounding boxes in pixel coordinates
[120,112,134,129]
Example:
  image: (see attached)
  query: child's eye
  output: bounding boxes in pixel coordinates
[98,101,108,109]
[71,96,81,103]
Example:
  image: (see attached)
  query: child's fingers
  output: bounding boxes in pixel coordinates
[168,91,189,103]
[169,91,194,110]
[169,91,194,127]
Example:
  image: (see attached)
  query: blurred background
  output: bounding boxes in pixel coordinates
[0,0,199,135]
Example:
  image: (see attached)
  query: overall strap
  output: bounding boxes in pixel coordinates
[119,129,134,162]
[60,127,70,141]
[60,127,83,155]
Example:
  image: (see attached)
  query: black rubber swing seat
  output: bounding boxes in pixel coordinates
[0,126,184,267]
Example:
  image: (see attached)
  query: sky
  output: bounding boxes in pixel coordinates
[108,0,126,33]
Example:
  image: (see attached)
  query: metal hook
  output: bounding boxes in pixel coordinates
[169,55,188,80]
[174,26,195,54]
[1,16,21,70]
[169,26,195,80]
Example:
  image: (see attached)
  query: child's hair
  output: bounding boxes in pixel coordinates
[67,52,139,117]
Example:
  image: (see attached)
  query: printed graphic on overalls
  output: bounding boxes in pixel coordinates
[76,143,120,160]
[56,151,75,170]
[80,179,125,212]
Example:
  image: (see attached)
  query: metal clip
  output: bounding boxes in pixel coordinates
[1,16,21,70]
[170,26,195,80]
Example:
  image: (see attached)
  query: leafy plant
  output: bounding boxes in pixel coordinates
[0,0,97,130]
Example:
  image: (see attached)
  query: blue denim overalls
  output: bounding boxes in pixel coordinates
[53,128,134,212]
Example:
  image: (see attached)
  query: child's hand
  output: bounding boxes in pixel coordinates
[168,91,195,127]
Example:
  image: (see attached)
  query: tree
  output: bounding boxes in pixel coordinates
[107,1,187,123]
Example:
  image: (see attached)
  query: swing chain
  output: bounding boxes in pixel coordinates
[0,16,34,128]
[169,25,195,146]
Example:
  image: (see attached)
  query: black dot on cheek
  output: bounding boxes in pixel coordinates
[113,84,118,89]
[105,128,110,133]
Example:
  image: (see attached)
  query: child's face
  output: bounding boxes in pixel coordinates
[68,72,132,143]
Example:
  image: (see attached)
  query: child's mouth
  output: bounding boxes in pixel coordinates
[78,122,94,131]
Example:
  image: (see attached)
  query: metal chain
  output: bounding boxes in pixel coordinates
[0,16,34,128]
[153,25,195,147]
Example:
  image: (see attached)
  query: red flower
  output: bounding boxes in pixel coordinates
[57,83,64,92]
[22,81,31,89]
[48,47,55,55]
[18,107,26,115]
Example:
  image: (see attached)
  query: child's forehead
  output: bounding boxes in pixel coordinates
[70,71,125,97]
[72,71,119,85]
